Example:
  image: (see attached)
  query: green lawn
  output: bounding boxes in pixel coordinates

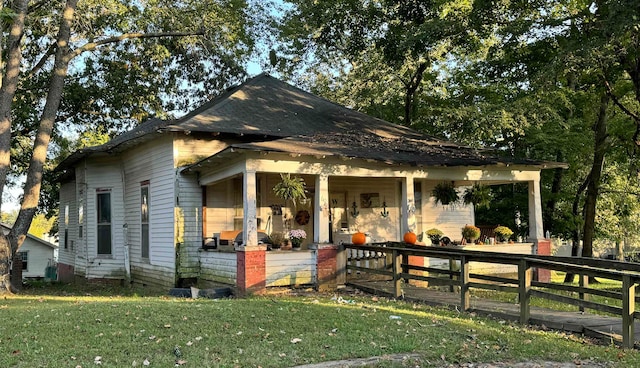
[0,283,637,367]
[470,271,638,315]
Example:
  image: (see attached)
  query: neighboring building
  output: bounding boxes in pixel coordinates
[2,223,57,279]
[54,74,563,291]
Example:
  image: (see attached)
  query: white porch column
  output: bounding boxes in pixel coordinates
[528,178,544,241]
[243,170,258,247]
[401,175,416,235]
[314,174,330,243]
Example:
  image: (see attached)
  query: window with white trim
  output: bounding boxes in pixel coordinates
[141,182,150,259]
[97,189,112,255]
[18,251,28,271]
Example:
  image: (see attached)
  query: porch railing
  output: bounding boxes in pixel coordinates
[343,242,640,348]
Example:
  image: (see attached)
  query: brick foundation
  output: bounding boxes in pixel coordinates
[316,244,338,292]
[535,239,551,283]
[236,246,266,296]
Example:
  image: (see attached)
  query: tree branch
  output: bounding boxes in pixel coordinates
[69,29,205,59]
[603,78,640,145]
[27,43,56,78]
[604,79,640,122]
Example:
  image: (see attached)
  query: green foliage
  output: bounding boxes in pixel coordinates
[6,0,272,216]
[463,184,492,209]
[27,214,56,239]
[426,228,444,244]
[494,226,514,242]
[266,231,285,249]
[431,182,459,206]
[273,173,307,206]
[461,224,481,240]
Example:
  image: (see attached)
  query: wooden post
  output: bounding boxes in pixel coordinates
[402,253,409,283]
[449,258,455,292]
[460,255,470,312]
[519,259,532,324]
[242,170,258,247]
[579,273,589,312]
[392,250,403,298]
[622,275,635,349]
[314,175,330,243]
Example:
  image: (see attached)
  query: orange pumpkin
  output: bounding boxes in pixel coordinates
[403,231,417,244]
[351,232,367,245]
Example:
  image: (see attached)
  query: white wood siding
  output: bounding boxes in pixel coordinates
[266,251,316,287]
[329,177,400,243]
[174,136,228,167]
[74,167,88,273]
[422,181,474,242]
[57,180,76,268]
[84,156,126,280]
[176,171,202,278]
[16,240,55,278]
[199,251,237,285]
[121,135,176,286]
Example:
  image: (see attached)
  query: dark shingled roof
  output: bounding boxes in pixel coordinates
[56,73,565,174]
[162,73,435,140]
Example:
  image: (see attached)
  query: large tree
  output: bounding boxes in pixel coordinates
[279,0,640,261]
[0,0,265,292]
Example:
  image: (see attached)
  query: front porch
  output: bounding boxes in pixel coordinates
[180,151,549,294]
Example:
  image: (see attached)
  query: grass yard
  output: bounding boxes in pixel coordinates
[1,283,638,367]
[470,271,638,315]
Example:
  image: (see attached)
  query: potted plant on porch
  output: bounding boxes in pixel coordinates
[266,231,286,250]
[494,226,514,243]
[288,229,307,249]
[426,228,444,245]
[461,224,481,244]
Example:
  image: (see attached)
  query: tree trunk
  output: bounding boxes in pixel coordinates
[0,0,28,212]
[581,92,609,259]
[0,0,29,294]
[563,164,589,283]
[402,62,428,126]
[0,0,78,294]
[543,150,564,231]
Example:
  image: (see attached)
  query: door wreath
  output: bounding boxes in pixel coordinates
[295,210,310,225]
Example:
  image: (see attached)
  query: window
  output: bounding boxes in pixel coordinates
[97,190,112,255]
[64,204,69,249]
[18,251,28,271]
[141,182,150,258]
[78,191,84,239]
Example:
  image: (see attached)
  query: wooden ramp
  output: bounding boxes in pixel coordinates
[348,279,640,348]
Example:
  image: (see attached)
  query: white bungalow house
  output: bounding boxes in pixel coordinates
[55,74,562,292]
[3,223,57,280]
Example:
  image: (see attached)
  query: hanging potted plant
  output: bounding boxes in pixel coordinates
[432,182,459,206]
[273,173,307,206]
[463,184,492,209]
[273,174,307,231]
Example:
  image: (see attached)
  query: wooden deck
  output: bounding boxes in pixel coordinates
[348,279,640,348]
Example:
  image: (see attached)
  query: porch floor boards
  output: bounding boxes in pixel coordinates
[346,278,640,348]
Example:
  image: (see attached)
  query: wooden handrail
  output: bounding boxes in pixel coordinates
[344,242,640,348]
